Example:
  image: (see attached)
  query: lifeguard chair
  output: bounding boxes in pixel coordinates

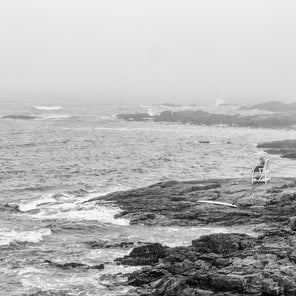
[251,158,271,184]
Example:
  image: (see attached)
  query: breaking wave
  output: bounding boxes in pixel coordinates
[34,106,62,111]
[0,228,52,246]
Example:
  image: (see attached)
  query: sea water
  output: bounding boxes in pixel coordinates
[1,102,296,295]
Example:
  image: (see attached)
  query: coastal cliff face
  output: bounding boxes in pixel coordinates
[117,110,296,129]
[88,178,296,295]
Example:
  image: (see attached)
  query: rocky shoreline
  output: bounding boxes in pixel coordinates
[87,178,296,295]
[258,140,296,160]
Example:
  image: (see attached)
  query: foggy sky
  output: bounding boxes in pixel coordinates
[1,0,296,104]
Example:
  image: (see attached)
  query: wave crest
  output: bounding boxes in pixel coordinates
[0,228,52,246]
[34,106,62,111]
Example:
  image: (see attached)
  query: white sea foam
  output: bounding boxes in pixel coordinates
[18,194,57,212]
[32,205,129,225]
[37,114,72,120]
[34,106,62,111]
[0,228,51,246]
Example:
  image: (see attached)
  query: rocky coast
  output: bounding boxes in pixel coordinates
[89,178,296,295]
[117,110,296,129]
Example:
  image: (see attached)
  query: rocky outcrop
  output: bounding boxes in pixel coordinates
[239,101,296,112]
[120,230,296,295]
[89,178,296,227]
[257,140,296,159]
[87,177,296,295]
[117,109,296,128]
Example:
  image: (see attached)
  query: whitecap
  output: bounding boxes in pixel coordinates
[34,106,62,111]
[31,205,129,226]
[37,114,72,120]
[18,194,57,212]
[0,228,52,246]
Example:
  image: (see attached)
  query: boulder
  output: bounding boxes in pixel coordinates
[192,233,254,254]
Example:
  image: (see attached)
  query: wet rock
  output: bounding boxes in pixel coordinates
[128,267,167,286]
[88,178,295,227]
[289,216,296,231]
[85,239,109,248]
[192,233,254,254]
[122,231,296,295]
[0,203,20,213]
[44,260,104,270]
[117,243,167,266]
[105,241,135,249]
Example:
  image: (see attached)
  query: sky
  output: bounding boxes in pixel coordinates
[0,0,296,105]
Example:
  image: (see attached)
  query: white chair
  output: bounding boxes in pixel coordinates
[251,158,271,184]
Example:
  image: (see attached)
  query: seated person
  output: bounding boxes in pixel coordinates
[254,157,265,173]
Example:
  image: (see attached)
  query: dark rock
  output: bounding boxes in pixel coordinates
[103,178,296,295]
[128,267,167,286]
[44,260,104,270]
[85,239,108,248]
[192,233,254,254]
[0,203,20,213]
[289,217,296,231]
[117,243,167,266]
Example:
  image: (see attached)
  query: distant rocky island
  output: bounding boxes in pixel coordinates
[117,109,296,129]
[239,100,296,112]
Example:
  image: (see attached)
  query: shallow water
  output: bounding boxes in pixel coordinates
[1,102,296,295]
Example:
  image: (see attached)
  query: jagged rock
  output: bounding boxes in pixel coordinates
[117,243,167,266]
[289,217,296,231]
[192,233,254,254]
[103,178,296,295]
[121,231,296,295]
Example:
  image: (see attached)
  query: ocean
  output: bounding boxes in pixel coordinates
[1,102,296,295]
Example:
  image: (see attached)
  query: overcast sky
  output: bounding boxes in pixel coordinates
[1,0,296,104]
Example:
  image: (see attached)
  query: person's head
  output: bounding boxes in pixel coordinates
[260,156,265,163]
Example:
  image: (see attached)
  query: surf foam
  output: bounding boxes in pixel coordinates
[0,228,52,246]
[34,106,62,111]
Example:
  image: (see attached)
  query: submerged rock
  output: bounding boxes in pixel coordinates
[44,260,104,270]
